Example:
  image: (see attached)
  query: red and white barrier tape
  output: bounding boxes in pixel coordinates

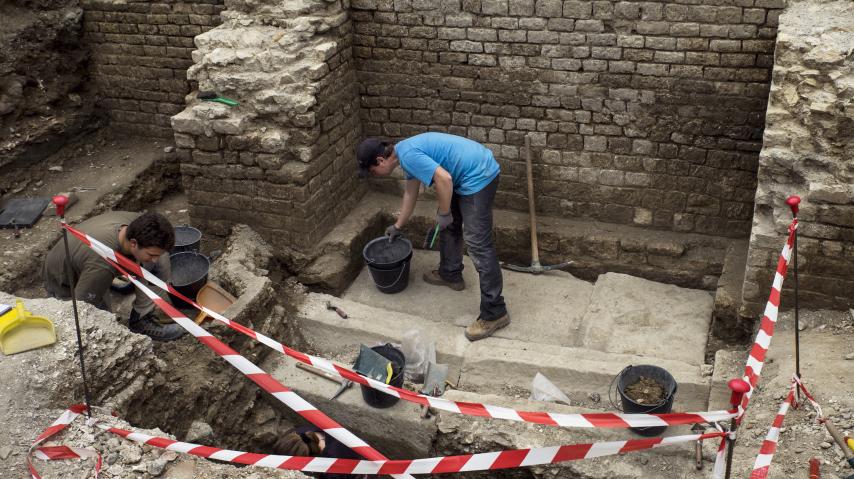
[749,381,796,479]
[711,220,798,479]
[32,405,725,475]
[62,223,736,430]
[27,404,101,479]
[749,376,828,479]
[99,422,725,474]
[712,433,728,479]
[738,219,798,423]
[101,256,415,479]
[793,376,824,419]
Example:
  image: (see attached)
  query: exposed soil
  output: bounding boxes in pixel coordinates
[624,376,666,406]
[2,128,178,298]
[0,0,96,190]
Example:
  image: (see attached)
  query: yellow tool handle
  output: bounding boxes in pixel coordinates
[0,301,26,335]
[385,362,393,384]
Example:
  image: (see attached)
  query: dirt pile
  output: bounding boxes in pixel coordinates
[624,377,666,406]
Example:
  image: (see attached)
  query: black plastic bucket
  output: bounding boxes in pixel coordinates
[359,344,405,408]
[617,365,678,436]
[173,225,202,253]
[362,236,412,294]
[169,251,210,309]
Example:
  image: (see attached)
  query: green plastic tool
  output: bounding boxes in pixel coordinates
[197,91,239,107]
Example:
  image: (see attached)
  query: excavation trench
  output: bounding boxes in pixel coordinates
[1,131,719,478]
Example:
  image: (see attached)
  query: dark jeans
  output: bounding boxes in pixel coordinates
[439,176,507,321]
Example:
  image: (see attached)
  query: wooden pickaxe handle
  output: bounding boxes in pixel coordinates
[296,362,345,385]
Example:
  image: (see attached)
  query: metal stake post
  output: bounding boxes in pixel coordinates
[52,195,93,417]
[724,378,750,479]
[786,195,801,399]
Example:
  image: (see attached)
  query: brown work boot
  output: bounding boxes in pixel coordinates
[422,270,465,291]
[464,314,510,341]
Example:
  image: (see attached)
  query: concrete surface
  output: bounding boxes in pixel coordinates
[264,354,438,460]
[580,272,714,366]
[343,249,594,346]
[459,337,711,411]
[296,292,469,383]
[709,349,748,410]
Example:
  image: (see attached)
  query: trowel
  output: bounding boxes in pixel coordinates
[419,362,449,419]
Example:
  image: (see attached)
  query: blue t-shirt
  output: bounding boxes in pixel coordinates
[395,132,500,196]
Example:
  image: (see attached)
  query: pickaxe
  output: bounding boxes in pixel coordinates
[502,135,572,274]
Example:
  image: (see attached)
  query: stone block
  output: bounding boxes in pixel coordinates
[710,39,741,52]
[547,18,574,31]
[575,19,603,32]
[170,110,204,135]
[636,20,669,35]
[671,22,699,37]
[535,0,563,17]
[481,0,508,15]
[563,0,592,19]
[192,149,223,165]
[449,40,483,52]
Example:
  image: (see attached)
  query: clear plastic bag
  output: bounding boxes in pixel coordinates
[400,329,436,383]
[530,372,571,405]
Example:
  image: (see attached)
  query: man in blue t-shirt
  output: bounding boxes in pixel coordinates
[356,132,509,341]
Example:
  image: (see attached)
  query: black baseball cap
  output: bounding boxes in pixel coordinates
[356,138,388,178]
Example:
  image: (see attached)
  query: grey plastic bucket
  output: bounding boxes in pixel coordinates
[362,236,412,294]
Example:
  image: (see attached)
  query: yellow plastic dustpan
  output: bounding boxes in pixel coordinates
[0,300,57,355]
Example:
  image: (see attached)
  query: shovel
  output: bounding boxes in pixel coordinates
[0,300,57,355]
[501,135,572,274]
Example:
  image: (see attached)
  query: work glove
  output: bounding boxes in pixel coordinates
[385,224,402,242]
[437,210,453,230]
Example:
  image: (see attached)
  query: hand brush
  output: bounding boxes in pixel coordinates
[422,223,440,250]
[197,91,239,107]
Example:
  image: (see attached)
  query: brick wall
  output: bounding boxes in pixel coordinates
[81,0,224,138]
[353,0,783,237]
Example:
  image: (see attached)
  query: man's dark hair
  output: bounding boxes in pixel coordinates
[126,212,175,250]
[356,138,391,178]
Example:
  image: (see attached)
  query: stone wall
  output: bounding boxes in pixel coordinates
[81,0,225,138]
[172,0,362,266]
[354,0,783,237]
[741,0,854,315]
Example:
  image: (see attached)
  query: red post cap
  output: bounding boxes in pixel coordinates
[728,378,750,408]
[52,195,69,217]
[786,195,801,216]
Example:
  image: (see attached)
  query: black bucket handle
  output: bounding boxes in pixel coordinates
[371,260,410,289]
